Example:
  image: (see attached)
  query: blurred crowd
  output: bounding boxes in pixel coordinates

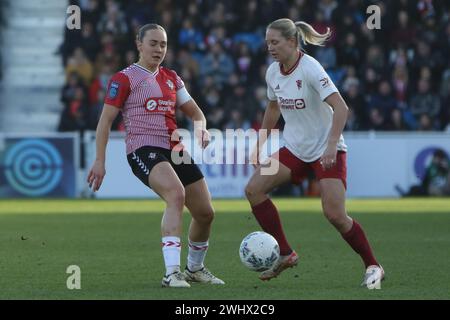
[57,0,450,133]
[0,1,6,81]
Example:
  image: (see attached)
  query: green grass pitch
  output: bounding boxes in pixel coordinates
[0,198,449,300]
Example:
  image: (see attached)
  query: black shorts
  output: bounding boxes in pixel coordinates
[127,146,204,188]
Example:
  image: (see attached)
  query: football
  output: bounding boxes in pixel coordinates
[239,231,280,271]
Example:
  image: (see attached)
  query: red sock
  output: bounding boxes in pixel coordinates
[251,199,293,255]
[342,220,378,268]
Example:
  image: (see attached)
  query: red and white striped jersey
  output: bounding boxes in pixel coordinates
[105,63,187,154]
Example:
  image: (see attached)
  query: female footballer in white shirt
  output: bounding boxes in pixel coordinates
[246,18,384,287]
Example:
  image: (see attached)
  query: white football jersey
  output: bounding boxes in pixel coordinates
[266,53,347,162]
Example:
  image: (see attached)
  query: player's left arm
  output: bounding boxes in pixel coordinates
[321,92,349,169]
[325,92,348,148]
[179,99,210,149]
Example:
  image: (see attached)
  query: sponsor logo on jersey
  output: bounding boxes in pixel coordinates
[275,84,280,90]
[295,99,305,109]
[108,82,120,98]
[278,97,306,110]
[320,77,330,88]
[296,80,302,89]
[145,99,157,111]
[144,99,176,112]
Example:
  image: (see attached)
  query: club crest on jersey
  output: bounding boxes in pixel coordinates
[296,80,302,90]
[108,82,120,98]
[145,99,157,111]
[166,79,174,90]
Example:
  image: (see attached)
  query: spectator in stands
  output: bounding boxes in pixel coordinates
[234,42,254,79]
[409,79,441,129]
[88,63,114,107]
[123,49,138,68]
[176,48,200,79]
[419,14,439,46]
[337,32,361,68]
[389,47,409,69]
[442,22,450,63]
[391,11,416,47]
[235,0,260,33]
[315,42,337,70]
[65,47,94,86]
[207,107,226,130]
[96,0,128,38]
[417,113,434,131]
[253,85,268,112]
[342,79,366,130]
[178,19,204,50]
[224,109,251,130]
[318,0,338,22]
[200,42,235,88]
[365,45,386,73]
[367,80,398,119]
[411,40,443,80]
[95,34,121,73]
[363,67,381,96]
[391,65,410,107]
[80,22,100,63]
[367,107,387,131]
[232,83,259,118]
[202,88,222,123]
[80,0,101,25]
[61,72,85,108]
[58,87,89,132]
[386,108,408,131]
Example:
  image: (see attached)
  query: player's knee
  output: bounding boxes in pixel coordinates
[325,211,339,225]
[166,186,185,209]
[245,182,259,200]
[323,209,346,228]
[196,208,214,225]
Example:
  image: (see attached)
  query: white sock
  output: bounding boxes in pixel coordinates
[187,239,209,272]
[162,236,181,275]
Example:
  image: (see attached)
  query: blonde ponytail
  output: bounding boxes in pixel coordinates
[295,21,331,46]
[267,18,331,48]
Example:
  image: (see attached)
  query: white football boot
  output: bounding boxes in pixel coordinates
[184,267,225,285]
[361,265,385,289]
[162,271,191,288]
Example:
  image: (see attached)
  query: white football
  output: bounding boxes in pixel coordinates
[239,231,280,271]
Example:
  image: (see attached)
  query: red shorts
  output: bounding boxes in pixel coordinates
[275,147,347,189]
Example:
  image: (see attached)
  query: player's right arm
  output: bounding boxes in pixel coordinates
[251,64,281,166]
[87,104,120,192]
[259,99,281,141]
[87,72,130,192]
[251,100,280,167]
